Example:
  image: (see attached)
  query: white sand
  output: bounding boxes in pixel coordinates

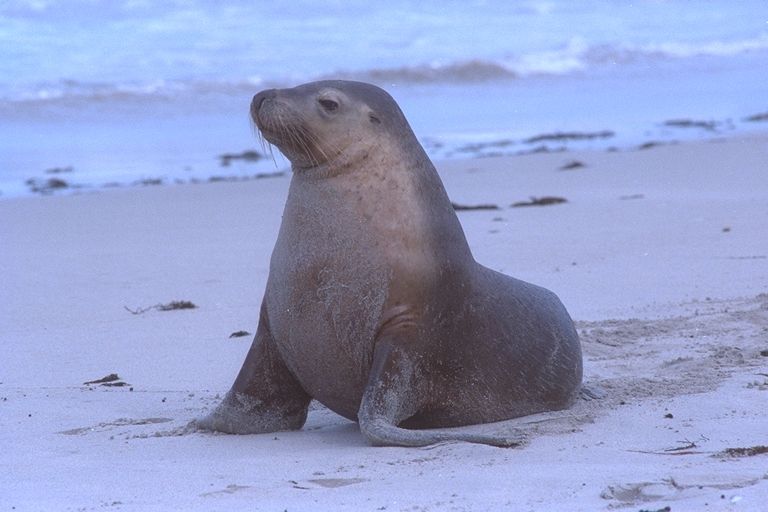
[2,135,767,511]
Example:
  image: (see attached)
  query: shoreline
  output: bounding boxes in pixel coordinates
[3,124,768,201]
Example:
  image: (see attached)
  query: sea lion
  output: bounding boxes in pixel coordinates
[194,80,582,447]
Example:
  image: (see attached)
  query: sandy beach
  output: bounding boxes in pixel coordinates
[2,134,767,511]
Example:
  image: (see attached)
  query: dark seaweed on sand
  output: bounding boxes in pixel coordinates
[451,202,501,211]
[511,196,568,207]
[156,300,197,311]
[25,177,70,194]
[524,130,614,144]
[559,160,585,170]
[219,150,263,166]
[83,373,131,387]
[83,373,121,385]
[744,111,768,122]
[718,445,768,458]
[124,300,198,315]
[663,119,718,131]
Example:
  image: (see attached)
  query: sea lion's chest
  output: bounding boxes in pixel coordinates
[264,180,391,410]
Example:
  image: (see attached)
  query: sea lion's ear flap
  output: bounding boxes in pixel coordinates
[368,112,381,124]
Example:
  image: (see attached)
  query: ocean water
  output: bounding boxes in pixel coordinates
[1,0,767,197]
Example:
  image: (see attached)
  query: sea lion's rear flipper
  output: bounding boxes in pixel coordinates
[191,302,311,434]
[358,338,525,448]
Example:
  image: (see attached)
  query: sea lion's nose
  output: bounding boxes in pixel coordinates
[251,89,277,116]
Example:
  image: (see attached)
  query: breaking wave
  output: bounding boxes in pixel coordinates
[3,34,767,106]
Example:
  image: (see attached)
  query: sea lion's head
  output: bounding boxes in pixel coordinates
[251,80,415,172]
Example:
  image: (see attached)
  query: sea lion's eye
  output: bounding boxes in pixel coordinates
[369,114,381,124]
[318,99,339,112]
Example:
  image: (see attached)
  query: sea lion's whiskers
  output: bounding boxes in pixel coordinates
[288,123,312,163]
[300,121,344,166]
[275,113,302,160]
[286,109,335,166]
[289,114,325,168]
[255,130,278,168]
[302,126,337,163]
[285,121,316,167]
[297,124,330,166]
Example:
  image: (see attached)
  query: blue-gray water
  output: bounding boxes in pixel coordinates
[2,0,767,197]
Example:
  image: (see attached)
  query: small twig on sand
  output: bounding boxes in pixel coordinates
[629,436,711,456]
[124,305,154,315]
[665,441,698,452]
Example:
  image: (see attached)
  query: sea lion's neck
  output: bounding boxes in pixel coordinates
[290,129,427,178]
[291,141,386,180]
[288,141,475,268]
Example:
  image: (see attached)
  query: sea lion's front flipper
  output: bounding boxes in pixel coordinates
[192,302,311,434]
[358,336,525,448]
